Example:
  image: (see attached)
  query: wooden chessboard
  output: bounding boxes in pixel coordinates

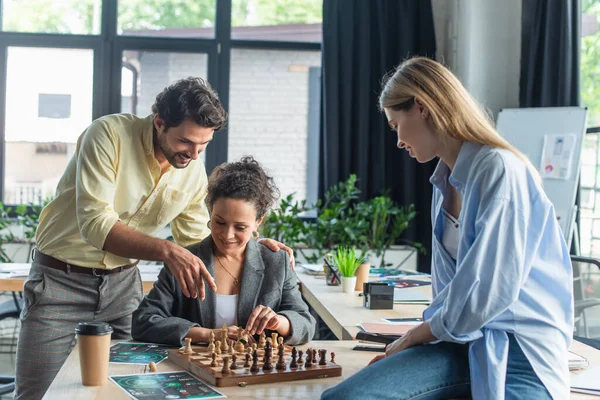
[168,344,342,387]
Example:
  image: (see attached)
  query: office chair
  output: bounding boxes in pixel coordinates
[572,255,600,340]
[0,292,23,397]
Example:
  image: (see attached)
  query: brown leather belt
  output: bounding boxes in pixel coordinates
[33,250,137,276]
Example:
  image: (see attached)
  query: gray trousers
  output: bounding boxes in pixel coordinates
[15,260,143,400]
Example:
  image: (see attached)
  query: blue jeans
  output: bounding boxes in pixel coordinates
[321,334,551,400]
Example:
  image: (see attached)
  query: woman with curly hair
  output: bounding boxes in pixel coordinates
[132,156,315,346]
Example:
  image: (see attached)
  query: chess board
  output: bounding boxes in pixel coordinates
[168,344,342,387]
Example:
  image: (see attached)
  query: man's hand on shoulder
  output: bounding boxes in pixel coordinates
[257,238,295,271]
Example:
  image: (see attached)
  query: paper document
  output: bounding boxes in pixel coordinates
[571,365,600,394]
[358,322,414,335]
[393,288,431,304]
[540,134,577,180]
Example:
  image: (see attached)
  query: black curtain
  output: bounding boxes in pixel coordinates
[520,0,580,107]
[520,0,581,253]
[320,0,437,272]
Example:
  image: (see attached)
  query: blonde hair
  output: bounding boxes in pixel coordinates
[379,57,540,181]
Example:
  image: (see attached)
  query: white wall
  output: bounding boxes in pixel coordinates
[433,0,522,118]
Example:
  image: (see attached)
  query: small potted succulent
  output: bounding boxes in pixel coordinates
[332,246,365,294]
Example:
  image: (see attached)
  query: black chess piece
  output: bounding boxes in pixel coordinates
[276,347,286,370]
[290,347,298,369]
[305,348,312,367]
[250,349,260,373]
[312,349,318,365]
[263,351,273,371]
[244,353,251,368]
[319,349,327,366]
[230,354,238,370]
[297,350,304,366]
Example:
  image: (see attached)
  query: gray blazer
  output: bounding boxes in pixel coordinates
[132,236,316,346]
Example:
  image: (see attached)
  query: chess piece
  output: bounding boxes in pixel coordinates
[230,354,238,370]
[258,332,266,348]
[271,332,278,347]
[263,352,273,371]
[148,362,157,372]
[297,350,304,366]
[222,329,229,352]
[210,352,218,367]
[221,356,231,373]
[312,349,318,365]
[229,341,235,355]
[250,349,260,373]
[290,347,298,369]
[331,352,336,364]
[235,339,245,353]
[305,348,312,367]
[215,340,222,355]
[276,346,286,370]
[244,353,251,368]
[319,349,327,366]
[184,337,193,354]
[278,336,284,348]
[251,343,258,351]
[207,332,216,353]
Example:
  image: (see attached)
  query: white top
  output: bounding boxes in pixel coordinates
[442,208,460,260]
[215,294,238,328]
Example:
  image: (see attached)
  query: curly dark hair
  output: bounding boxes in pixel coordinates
[206,156,280,219]
[151,77,227,131]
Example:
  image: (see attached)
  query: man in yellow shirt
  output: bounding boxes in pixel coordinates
[15,77,291,399]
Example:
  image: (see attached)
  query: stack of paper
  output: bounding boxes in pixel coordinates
[571,365,600,395]
[0,263,30,278]
[568,351,589,371]
[393,288,431,304]
[358,322,415,335]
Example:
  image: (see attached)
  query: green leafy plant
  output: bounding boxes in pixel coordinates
[332,246,365,278]
[355,196,421,268]
[262,174,421,266]
[0,198,52,262]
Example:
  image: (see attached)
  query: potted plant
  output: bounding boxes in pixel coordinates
[332,246,365,294]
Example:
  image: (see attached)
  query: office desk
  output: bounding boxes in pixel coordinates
[43,339,600,399]
[44,340,371,400]
[297,270,429,339]
[0,263,160,293]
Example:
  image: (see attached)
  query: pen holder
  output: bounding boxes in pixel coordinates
[325,263,341,286]
[363,282,394,309]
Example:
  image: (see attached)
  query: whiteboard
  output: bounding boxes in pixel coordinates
[496,107,587,247]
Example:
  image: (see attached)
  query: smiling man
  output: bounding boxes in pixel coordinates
[15,77,290,400]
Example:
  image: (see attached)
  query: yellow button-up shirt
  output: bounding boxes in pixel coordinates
[36,114,211,269]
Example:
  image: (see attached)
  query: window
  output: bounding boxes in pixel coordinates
[38,94,72,119]
[4,47,94,205]
[121,50,209,164]
[2,0,102,35]
[581,2,600,257]
[231,0,322,42]
[118,0,216,38]
[227,49,321,202]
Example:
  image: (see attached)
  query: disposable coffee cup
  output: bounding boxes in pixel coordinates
[75,322,113,386]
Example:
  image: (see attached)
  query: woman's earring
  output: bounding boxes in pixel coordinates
[252,231,260,240]
[207,220,211,229]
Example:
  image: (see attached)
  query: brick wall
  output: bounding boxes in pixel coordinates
[228,49,321,202]
[136,49,320,202]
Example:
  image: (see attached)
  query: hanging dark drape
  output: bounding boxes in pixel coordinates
[520,0,581,253]
[320,0,437,272]
[520,0,580,107]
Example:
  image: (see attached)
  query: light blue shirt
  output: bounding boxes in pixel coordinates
[424,142,574,399]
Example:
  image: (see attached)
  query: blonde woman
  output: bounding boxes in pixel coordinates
[322,57,572,399]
